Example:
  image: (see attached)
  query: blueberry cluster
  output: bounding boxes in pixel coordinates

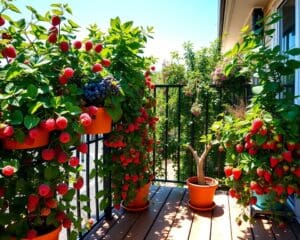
[83,76,120,106]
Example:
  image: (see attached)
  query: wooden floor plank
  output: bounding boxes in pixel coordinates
[102,185,160,240]
[210,191,232,240]
[287,220,300,239]
[251,219,274,240]
[145,187,186,240]
[167,190,193,240]
[272,223,297,240]
[123,186,173,240]
[228,195,253,240]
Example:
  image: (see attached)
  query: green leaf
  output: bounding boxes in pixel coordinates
[96,190,105,199]
[79,195,89,201]
[29,102,43,114]
[14,129,25,143]
[7,3,21,13]
[44,166,59,180]
[224,63,233,76]
[24,115,40,129]
[252,85,263,95]
[286,48,300,56]
[12,19,26,29]
[63,189,76,202]
[68,19,80,28]
[26,84,38,99]
[255,135,267,145]
[10,110,23,125]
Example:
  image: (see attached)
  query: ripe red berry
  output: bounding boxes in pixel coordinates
[269,156,279,168]
[59,132,71,144]
[51,16,61,26]
[56,211,66,222]
[85,40,93,51]
[286,141,296,151]
[0,16,5,26]
[287,185,295,195]
[2,46,17,58]
[73,177,84,190]
[77,143,88,153]
[92,63,103,73]
[57,151,68,164]
[56,116,68,130]
[2,165,14,176]
[63,218,72,228]
[235,144,244,153]
[248,147,257,155]
[259,127,268,136]
[101,58,111,67]
[69,156,79,167]
[45,198,58,208]
[28,127,40,139]
[249,196,257,205]
[3,125,14,137]
[60,41,69,52]
[41,148,55,161]
[26,229,37,239]
[232,168,242,180]
[57,183,68,195]
[282,151,292,162]
[73,40,82,49]
[47,33,57,44]
[79,113,92,127]
[44,118,56,131]
[151,66,156,71]
[256,167,265,177]
[2,33,11,39]
[224,166,233,177]
[58,75,68,85]
[264,171,272,182]
[38,184,51,197]
[63,67,74,79]
[88,105,98,116]
[94,43,103,53]
[228,188,236,198]
[251,118,263,133]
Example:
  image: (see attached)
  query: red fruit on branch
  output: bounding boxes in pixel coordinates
[286,141,296,151]
[259,127,268,136]
[273,184,285,195]
[256,167,265,177]
[80,113,92,126]
[275,166,284,177]
[228,188,236,198]
[77,143,88,153]
[101,58,111,67]
[3,125,14,137]
[2,46,17,58]
[45,198,58,208]
[63,67,74,79]
[63,218,72,228]
[249,196,257,205]
[92,63,103,73]
[287,185,295,195]
[56,116,68,130]
[28,127,40,139]
[55,211,66,222]
[250,181,259,190]
[57,151,68,164]
[282,151,292,162]
[232,168,242,180]
[41,148,55,161]
[2,165,15,176]
[251,118,263,133]
[51,15,61,26]
[73,40,82,49]
[60,41,69,52]
[273,134,282,142]
[264,170,272,182]
[41,207,51,216]
[269,156,279,168]
[57,183,68,195]
[94,43,103,53]
[47,33,57,44]
[59,132,71,144]
[38,184,51,197]
[73,177,84,190]
[88,105,98,116]
[0,16,5,26]
[224,166,233,177]
[26,229,37,239]
[85,40,93,51]
[248,147,257,155]
[69,156,79,167]
[151,66,156,71]
[44,118,56,131]
[235,144,244,153]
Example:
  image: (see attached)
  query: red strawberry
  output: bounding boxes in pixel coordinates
[51,16,61,26]
[56,116,68,130]
[3,125,14,137]
[259,127,268,136]
[286,141,296,151]
[282,151,292,162]
[77,143,88,153]
[248,147,257,155]
[59,132,71,144]
[2,165,15,176]
[249,196,257,205]
[85,41,93,51]
[250,181,259,190]
[41,207,51,216]
[60,41,69,52]
[57,151,68,164]
[232,168,242,180]
[224,166,233,177]
[38,184,51,197]
[235,144,244,153]
[0,16,5,26]
[151,66,156,71]
[26,230,37,239]
[63,67,74,79]
[28,127,40,139]
[228,188,236,198]
[80,113,92,127]
[45,198,58,208]
[44,118,56,131]
[251,118,263,133]
[101,58,111,67]
[287,185,295,195]
[293,167,300,177]
[47,33,57,44]
[41,148,55,161]
[63,218,72,228]
[264,171,272,182]
[94,43,103,53]
[73,177,83,190]
[92,63,103,73]
[2,46,17,58]
[269,156,279,168]
[88,105,98,116]
[274,184,285,195]
[256,167,265,177]
[73,40,82,49]
[275,166,284,177]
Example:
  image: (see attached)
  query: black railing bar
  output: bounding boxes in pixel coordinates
[154,179,186,184]
[86,135,91,219]
[68,135,104,151]
[103,134,112,219]
[79,212,106,240]
[153,87,157,178]
[204,91,209,176]
[177,86,182,182]
[164,87,169,182]
[94,134,100,222]
[76,148,82,238]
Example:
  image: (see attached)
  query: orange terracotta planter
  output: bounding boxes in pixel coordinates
[187,176,218,210]
[23,226,62,240]
[84,107,112,134]
[124,182,151,210]
[3,128,49,150]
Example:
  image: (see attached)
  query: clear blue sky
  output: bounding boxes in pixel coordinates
[12,0,219,67]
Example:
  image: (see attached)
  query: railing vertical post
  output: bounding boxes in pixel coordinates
[164,87,169,181]
[190,95,195,177]
[85,135,91,220]
[177,86,182,182]
[103,133,112,219]
[204,90,209,176]
[94,134,100,222]
[153,87,157,179]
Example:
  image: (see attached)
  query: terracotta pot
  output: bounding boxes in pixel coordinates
[84,107,112,134]
[9,225,62,240]
[187,176,218,208]
[3,128,49,150]
[126,181,151,209]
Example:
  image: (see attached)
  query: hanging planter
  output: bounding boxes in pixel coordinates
[3,128,49,150]
[121,181,151,211]
[83,107,112,134]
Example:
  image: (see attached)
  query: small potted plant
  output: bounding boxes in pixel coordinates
[81,76,123,134]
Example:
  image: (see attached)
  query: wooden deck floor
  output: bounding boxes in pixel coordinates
[84,185,300,240]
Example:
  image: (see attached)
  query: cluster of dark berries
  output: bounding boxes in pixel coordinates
[83,76,120,106]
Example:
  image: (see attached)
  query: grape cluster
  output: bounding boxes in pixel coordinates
[83,76,120,106]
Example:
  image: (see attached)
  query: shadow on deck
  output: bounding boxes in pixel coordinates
[83,185,300,240]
